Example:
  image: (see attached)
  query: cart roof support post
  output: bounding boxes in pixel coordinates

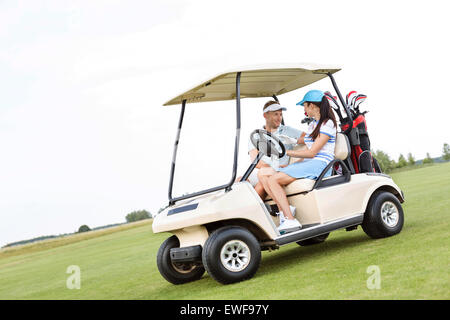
[168,73,242,205]
[226,72,241,191]
[327,72,353,124]
[168,99,186,203]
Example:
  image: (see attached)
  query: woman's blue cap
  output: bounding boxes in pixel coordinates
[296,90,325,106]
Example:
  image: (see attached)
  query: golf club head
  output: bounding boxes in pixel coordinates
[301,117,314,125]
[350,94,359,111]
[354,94,367,112]
[324,91,340,110]
[346,90,357,108]
[324,91,345,122]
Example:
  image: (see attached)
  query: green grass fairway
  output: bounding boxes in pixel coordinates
[1,163,449,299]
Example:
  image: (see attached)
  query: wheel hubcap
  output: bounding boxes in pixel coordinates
[220,240,251,272]
[381,201,399,227]
[171,262,196,274]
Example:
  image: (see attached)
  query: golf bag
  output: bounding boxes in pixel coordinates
[324,91,382,174]
[341,114,381,174]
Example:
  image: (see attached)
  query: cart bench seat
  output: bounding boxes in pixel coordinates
[264,132,350,201]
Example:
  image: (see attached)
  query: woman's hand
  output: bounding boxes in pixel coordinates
[287,134,330,159]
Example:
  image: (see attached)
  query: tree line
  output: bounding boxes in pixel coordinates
[373,142,450,173]
[2,210,153,248]
[76,210,153,235]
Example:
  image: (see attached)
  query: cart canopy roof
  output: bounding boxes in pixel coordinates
[163,63,340,106]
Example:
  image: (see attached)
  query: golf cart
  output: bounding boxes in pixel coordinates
[153,64,405,285]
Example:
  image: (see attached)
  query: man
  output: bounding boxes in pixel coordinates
[245,100,304,200]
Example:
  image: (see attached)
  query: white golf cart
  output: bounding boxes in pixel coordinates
[153,64,405,285]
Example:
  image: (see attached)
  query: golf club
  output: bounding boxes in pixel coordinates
[354,94,367,113]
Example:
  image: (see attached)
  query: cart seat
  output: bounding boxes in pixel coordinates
[265,133,350,200]
[283,178,316,195]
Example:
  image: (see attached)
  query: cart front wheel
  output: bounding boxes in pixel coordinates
[202,226,261,284]
[157,235,205,284]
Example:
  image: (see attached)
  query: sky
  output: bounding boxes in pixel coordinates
[1,0,449,247]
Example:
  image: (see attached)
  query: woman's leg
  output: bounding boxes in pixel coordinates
[258,169,292,218]
[268,172,296,219]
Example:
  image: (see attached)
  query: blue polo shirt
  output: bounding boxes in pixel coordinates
[248,125,303,168]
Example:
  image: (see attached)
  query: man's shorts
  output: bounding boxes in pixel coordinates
[247,168,259,187]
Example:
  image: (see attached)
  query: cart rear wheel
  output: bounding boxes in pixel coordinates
[157,235,205,284]
[362,191,404,239]
[202,226,261,284]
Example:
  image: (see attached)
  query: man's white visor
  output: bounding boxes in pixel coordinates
[263,104,287,113]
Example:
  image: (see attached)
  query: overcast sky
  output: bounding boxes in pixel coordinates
[1,0,449,247]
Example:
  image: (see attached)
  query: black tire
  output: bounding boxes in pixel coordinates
[156,235,205,285]
[362,191,404,239]
[296,233,330,246]
[202,226,261,285]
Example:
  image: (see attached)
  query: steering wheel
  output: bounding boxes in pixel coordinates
[249,129,286,158]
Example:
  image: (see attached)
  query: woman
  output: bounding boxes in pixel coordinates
[257,89,337,233]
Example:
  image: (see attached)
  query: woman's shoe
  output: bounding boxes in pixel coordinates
[277,218,302,234]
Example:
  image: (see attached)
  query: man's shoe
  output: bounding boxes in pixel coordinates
[277,218,302,234]
[276,211,285,225]
[276,206,297,225]
[290,205,296,217]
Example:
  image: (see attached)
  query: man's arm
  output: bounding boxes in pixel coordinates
[282,125,305,145]
[249,149,270,169]
[297,132,306,144]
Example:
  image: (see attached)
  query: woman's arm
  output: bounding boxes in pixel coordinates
[287,134,329,159]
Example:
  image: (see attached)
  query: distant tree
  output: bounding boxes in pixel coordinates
[443,143,450,161]
[422,153,434,164]
[373,150,396,173]
[407,152,415,166]
[126,210,151,223]
[397,154,407,168]
[78,225,91,233]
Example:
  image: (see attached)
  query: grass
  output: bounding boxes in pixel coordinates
[0,162,449,300]
[389,161,449,174]
[0,219,150,260]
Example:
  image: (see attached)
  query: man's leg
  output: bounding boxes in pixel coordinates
[254,182,266,200]
[267,173,296,219]
[245,169,268,199]
[257,167,277,201]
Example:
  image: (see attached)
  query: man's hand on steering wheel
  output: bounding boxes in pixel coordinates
[249,129,286,158]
